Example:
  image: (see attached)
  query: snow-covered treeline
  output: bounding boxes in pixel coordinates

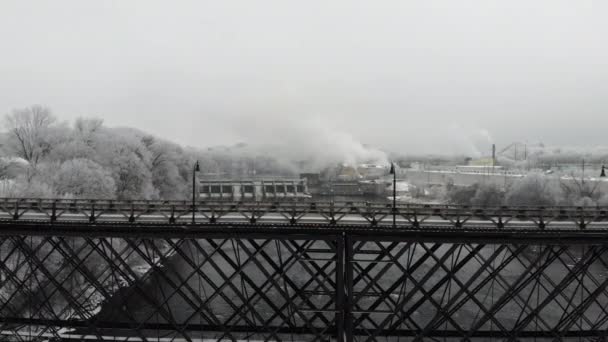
[0,105,296,200]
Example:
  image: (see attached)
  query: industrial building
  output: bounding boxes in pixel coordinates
[198,178,310,200]
[300,172,388,199]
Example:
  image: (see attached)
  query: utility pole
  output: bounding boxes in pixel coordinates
[192,161,200,224]
[389,163,396,228]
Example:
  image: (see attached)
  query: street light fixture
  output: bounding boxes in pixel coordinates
[389,162,396,227]
[601,165,606,178]
[192,161,200,224]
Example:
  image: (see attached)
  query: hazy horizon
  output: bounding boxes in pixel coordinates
[2,1,607,156]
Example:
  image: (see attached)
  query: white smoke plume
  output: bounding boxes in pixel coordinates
[219,114,388,171]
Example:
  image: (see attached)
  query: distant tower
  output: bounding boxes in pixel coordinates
[601,165,606,178]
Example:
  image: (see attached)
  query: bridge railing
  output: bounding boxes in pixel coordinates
[0,198,608,230]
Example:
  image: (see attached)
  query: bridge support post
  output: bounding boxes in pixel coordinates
[50,202,57,223]
[336,234,345,342]
[129,204,135,223]
[345,234,354,342]
[169,206,176,224]
[12,202,19,220]
[89,204,95,223]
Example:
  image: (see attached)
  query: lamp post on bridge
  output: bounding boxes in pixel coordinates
[192,161,200,224]
[389,162,396,228]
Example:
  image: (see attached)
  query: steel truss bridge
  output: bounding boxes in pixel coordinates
[0,198,608,341]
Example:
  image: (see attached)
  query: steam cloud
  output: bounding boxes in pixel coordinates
[221,114,388,171]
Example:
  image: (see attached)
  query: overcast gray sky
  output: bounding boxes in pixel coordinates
[1,0,607,156]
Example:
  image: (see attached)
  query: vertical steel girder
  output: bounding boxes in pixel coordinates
[0,228,607,341]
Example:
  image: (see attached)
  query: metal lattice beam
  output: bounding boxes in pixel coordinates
[0,215,607,341]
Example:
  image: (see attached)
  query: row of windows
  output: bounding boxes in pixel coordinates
[200,184,305,194]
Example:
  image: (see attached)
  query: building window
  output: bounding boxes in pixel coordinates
[243,185,254,193]
[265,185,274,193]
[296,184,305,193]
[199,185,210,194]
[222,185,233,194]
[276,185,285,193]
[210,185,221,194]
[286,185,295,193]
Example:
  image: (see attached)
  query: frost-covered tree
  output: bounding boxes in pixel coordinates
[558,172,603,205]
[143,136,188,200]
[91,129,157,199]
[0,158,16,179]
[471,183,504,207]
[52,158,116,198]
[0,175,56,198]
[505,173,563,206]
[111,152,157,200]
[4,105,56,165]
[47,139,96,163]
[74,117,103,143]
[446,183,479,206]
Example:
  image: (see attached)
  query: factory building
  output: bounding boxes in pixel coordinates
[198,178,310,200]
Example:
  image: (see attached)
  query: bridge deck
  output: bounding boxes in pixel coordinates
[1,198,608,230]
